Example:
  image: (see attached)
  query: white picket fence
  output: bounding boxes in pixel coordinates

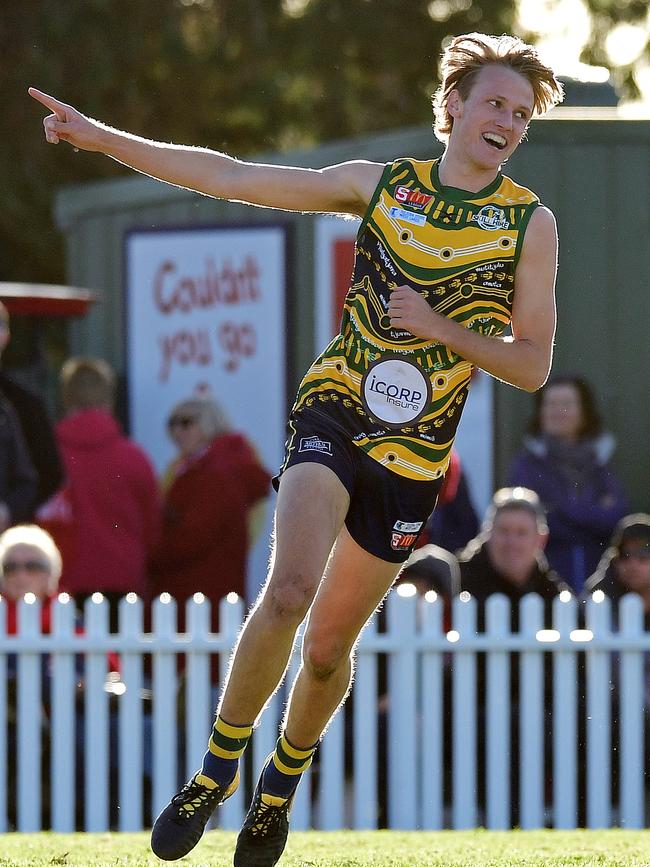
[0,587,648,833]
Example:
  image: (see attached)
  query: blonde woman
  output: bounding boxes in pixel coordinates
[151,396,270,625]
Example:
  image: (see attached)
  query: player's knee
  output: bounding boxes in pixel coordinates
[303,635,349,681]
[262,573,315,625]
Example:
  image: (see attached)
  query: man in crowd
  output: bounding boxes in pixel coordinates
[0,301,63,512]
[39,357,160,629]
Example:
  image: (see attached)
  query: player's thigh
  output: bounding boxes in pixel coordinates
[302,525,401,663]
[263,462,351,609]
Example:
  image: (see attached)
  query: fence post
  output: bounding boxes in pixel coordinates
[117,593,144,831]
[353,614,379,830]
[619,593,644,828]
[84,594,110,831]
[17,595,42,831]
[553,592,578,829]
[387,591,418,830]
[51,593,77,831]
[452,593,477,829]
[185,594,211,780]
[519,594,545,829]
[217,594,246,831]
[0,598,7,832]
[420,592,444,830]
[152,594,178,820]
[585,592,612,828]
[485,594,511,830]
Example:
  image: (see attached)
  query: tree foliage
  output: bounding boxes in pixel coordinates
[2,0,516,284]
[1,0,645,286]
[580,0,650,99]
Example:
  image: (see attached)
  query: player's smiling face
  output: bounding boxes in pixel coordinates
[448,64,534,171]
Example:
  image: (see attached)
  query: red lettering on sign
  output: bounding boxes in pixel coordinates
[154,257,262,315]
[158,328,213,382]
[217,322,257,372]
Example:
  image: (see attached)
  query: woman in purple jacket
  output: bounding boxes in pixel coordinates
[508,375,629,592]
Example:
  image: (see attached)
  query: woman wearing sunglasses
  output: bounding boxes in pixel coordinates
[151,395,271,632]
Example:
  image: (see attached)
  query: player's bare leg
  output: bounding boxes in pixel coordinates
[234,526,401,867]
[285,526,400,744]
[151,463,350,861]
[218,465,350,725]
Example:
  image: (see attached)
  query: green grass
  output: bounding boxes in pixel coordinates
[2,830,650,866]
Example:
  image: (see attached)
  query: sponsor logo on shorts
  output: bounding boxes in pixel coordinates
[299,435,332,455]
[361,357,430,427]
[470,205,510,230]
[394,186,433,210]
[391,520,424,551]
[389,206,426,227]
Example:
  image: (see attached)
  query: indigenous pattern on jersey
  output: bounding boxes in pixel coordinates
[290,158,540,482]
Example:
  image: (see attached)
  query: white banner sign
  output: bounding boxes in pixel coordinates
[125,224,287,596]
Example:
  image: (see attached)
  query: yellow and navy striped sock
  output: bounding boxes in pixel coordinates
[261,733,318,799]
[199,715,253,787]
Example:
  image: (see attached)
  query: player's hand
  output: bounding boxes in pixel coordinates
[387,285,438,340]
[28,88,102,152]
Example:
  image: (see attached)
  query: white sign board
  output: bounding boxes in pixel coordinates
[125,224,287,597]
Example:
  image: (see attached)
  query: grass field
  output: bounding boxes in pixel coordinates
[1,830,650,866]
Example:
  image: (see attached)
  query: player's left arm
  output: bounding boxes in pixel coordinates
[387,206,558,392]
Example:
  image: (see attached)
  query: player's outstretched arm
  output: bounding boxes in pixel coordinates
[28,88,383,217]
[387,206,558,392]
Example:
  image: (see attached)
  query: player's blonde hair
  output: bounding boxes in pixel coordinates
[432,33,564,142]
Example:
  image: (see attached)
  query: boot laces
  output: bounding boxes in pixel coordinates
[250,798,290,838]
[172,780,216,818]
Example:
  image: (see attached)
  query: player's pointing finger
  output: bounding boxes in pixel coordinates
[28,87,67,121]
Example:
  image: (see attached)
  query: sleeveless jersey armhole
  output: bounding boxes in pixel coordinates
[513,200,540,266]
[357,162,393,236]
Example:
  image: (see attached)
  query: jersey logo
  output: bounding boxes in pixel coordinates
[389,206,426,227]
[299,435,332,455]
[362,358,430,428]
[471,205,510,230]
[391,520,423,551]
[394,186,433,210]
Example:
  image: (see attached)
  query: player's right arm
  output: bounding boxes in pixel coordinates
[28,88,383,218]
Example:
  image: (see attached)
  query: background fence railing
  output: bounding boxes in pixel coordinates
[0,588,648,832]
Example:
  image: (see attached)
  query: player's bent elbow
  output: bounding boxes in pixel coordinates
[519,366,550,392]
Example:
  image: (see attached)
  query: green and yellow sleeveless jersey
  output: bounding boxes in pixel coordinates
[292,157,540,482]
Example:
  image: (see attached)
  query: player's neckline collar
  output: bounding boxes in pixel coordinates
[430,160,502,201]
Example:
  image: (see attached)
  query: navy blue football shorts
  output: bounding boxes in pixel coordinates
[273,407,443,563]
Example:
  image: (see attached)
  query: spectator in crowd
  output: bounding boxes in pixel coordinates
[1,523,65,827]
[582,514,650,812]
[39,357,160,629]
[509,375,628,592]
[0,386,38,533]
[583,514,650,612]
[0,523,143,828]
[396,543,459,630]
[456,486,569,617]
[454,487,568,825]
[0,301,64,510]
[151,395,271,628]
[422,449,479,554]
[0,523,62,610]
